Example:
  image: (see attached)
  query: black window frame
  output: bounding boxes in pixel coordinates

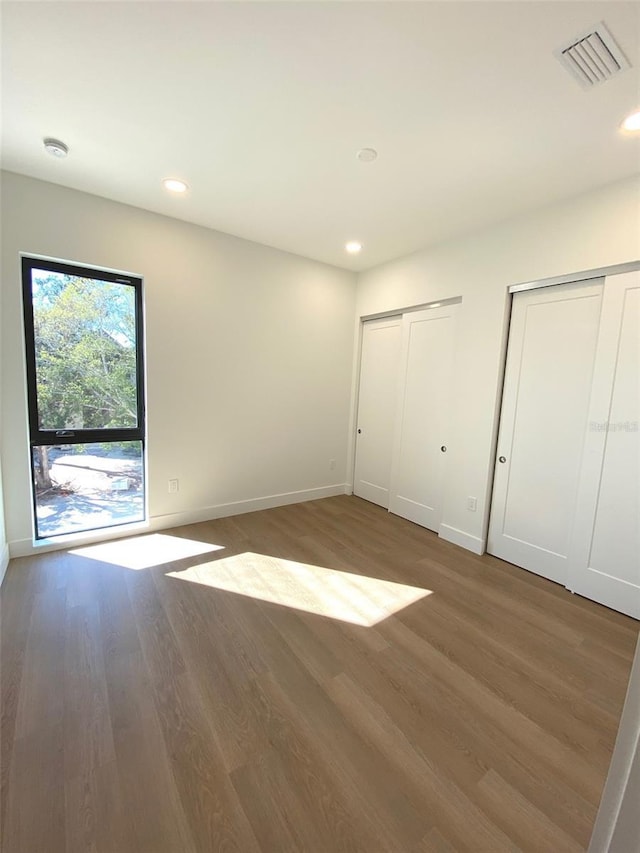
[21,255,146,538]
[22,255,146,445]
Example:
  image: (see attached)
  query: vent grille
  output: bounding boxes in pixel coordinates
[555,22,631,88]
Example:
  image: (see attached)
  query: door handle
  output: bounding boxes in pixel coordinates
[440,445,447,452]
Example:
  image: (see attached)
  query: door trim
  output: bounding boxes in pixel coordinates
[360,296,462,323]
[510,261,640,294]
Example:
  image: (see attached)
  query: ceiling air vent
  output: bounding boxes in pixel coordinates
[555,21,631,89]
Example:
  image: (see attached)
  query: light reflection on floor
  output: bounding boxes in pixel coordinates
[168,552,432,626]
[70,533,224,570]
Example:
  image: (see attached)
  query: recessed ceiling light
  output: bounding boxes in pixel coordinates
[621,110,640,132]
[43,138,68,158]
[356,148,378,163]
[163,178,189,193]
[345,241,362,254]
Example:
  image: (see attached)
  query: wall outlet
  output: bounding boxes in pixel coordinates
[467,496,477,512]
[329,458,336,470]
[168,478,179,494]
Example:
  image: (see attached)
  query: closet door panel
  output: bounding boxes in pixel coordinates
[389,305,457,532]
[353,317,402,508]
[488,281,603,585]
[569,272,640,619]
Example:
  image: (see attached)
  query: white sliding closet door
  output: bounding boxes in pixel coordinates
[389,305,458,532]
[488,280,603,585]
[568,272,640,619]
[353,316,402,508]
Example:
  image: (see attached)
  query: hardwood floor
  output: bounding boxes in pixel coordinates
[1,495,638,852]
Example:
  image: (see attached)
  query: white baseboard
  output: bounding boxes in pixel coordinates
[8,484,350,557]
[0,543,9,587]
[438,523,485,555]
[149,483,349,531]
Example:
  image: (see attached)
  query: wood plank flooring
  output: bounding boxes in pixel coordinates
[1,495,638,852]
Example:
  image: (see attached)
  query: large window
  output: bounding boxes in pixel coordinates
[22,257,146,539]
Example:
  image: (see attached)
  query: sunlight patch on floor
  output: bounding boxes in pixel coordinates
[167,552,432,626]
[70,533,224,570]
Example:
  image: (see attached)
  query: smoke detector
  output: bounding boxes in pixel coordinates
[555,22,631,89]
[43,138,68,158]
[357,148,378,163]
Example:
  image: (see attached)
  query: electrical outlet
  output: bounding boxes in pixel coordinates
[467,496,477,512]
[168,478,179,494]
[329,458,336,470]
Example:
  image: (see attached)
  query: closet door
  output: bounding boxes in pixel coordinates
[488,280,603,585]
[568,272,640,619]
[389,305,458,532]
[353,316,402,508]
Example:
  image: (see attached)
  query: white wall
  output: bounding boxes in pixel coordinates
[608,730,640,853]
[0,248,7,581]
[2,171,638,559]
[1,171,356,555]
[589,636,640,853]
[354,175,640,552]
[0,459,8,584]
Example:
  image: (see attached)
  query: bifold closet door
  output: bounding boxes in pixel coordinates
[389,305,458,532]
[353,316,402,508]
[488,280,603,585]
[568,271,640,619]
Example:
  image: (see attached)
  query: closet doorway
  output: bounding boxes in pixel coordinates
[354,303,459,533]
[488,268,639,619]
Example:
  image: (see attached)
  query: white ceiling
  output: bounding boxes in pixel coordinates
[2,1,639,271]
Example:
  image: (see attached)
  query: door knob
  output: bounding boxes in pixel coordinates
[499,456,506,463]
